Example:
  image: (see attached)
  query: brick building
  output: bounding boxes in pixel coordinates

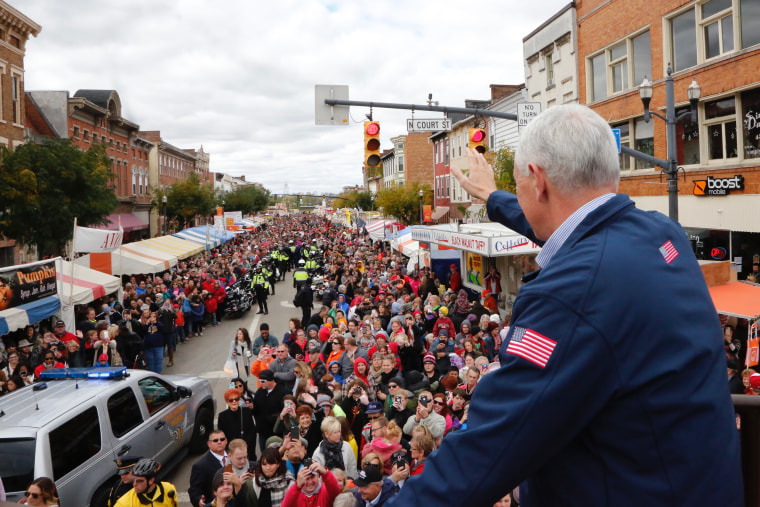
[577,0,760,274]
[0,1,39,265]
[26,89,153,241]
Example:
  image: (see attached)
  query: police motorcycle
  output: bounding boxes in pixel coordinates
[224,273,255,318]
[310,274,329,301]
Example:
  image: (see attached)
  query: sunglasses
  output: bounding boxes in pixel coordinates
[210,437,227,443]
[332,341,340,345]
[388,384,398,388]
[228,398,240,403]
[25,492,40,499]
[433,400,445,406]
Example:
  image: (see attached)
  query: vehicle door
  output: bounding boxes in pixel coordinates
[136,376,189,464]
[106,385,156,465]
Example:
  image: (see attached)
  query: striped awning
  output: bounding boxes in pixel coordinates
[138,235,205,259]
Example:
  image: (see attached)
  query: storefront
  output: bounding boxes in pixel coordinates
[411,223,541,312]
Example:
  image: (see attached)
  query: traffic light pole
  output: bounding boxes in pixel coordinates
[323,98,518,121]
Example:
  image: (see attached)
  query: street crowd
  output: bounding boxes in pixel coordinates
[0,213,514,507]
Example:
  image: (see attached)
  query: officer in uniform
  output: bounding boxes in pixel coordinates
[108,455,141,507]
[262,259,276,296]
[304,257,319,272]
[391,105,743,506]
[288,240,297,269]
[251,266,269,314]
[114,458,177,507]
[278,247,290,280]
[293,259,309,288]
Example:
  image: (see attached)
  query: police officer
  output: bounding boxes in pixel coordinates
[108,455,141,507]
[288,240,297,269]
[293,259,309,289]
[114,458,178,507]
[278,247,290,280]
[251,266,269,315]
[262,259,276,296]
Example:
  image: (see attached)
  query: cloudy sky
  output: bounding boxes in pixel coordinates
[16,0,569,195]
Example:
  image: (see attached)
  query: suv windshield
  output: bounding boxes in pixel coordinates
[0,438,35,492]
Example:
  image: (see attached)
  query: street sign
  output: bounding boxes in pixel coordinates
[517,102,541,131]
[315,85,349,125]
[611,128,621,153]
[406,118,452,132]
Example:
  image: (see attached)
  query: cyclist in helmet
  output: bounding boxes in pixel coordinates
[114,458,178,507]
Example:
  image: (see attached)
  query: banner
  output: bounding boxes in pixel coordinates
[465,252,484,287]
[73,225,123,253]
[423,205,432,222]
[0,259,57,311]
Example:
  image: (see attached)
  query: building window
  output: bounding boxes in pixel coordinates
[705,97,738,160]
[740,0,760,48]
[702,0,734,59]
[676,106,701,165]
[132,172,136,196]
[83,130,90,142]
[458,135,462,157]
[445,138,450,165]
[742,88,760,159]
[590,53,606,101]
[608,42,627,93]
[634,118,654,169]
[72,126,80,139]
[631,31,652,87]
[545,52,555,87]
[671,9,699,71]
[11,75,19,124]
[614,122,631,170]
[446,176,450,197]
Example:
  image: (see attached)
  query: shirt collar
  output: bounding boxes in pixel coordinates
[535,193,615,268]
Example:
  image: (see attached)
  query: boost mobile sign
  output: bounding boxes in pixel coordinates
[693,175,744,196]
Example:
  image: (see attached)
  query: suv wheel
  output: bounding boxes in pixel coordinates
[189,406,213,454]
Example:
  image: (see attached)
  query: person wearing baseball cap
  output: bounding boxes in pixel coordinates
[448,263,461,292]
[108,456,142,506]
[96,353,110,367]
[352,464,398,506]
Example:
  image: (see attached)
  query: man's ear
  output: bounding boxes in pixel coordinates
[527,163,549,201]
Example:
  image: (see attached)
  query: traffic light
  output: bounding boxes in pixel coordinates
[469,128,486,154]
[364,121,381,167]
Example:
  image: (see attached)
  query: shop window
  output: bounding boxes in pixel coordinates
[608,42,627,93]
[634,118,654,169]
[702,0,734,59]
[614,121,631,170]
[705,97,738,160]
[741,88,760,159]
[676,107,701,165]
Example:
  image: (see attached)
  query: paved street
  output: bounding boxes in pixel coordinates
[165,276,300,506]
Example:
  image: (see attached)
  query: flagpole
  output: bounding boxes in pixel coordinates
[118,216,123,279]
[69,218,77,306]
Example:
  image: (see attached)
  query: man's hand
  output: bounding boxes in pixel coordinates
[296,466,311,487]
[391,462,410,483]
[451,148,499,201]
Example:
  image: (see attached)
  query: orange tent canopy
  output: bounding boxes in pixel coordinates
[709,281,760,320]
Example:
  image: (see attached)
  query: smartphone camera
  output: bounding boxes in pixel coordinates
[418,395,430,408]
[353,387,362,395]
[302,457,313,468]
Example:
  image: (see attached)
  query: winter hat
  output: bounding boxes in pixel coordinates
[423,353,436,364]
[318,326,331,342]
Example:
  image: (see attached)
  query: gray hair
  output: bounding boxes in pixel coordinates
[514,104,620,193]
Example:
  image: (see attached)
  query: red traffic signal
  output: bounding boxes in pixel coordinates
[469,128,486,154]
[364,121,381,167]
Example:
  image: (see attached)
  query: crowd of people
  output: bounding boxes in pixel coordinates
[0,212,515,507]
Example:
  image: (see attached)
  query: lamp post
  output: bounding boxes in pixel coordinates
[637,66,701,223]
[162,195,167,235]
[419,189,424,225]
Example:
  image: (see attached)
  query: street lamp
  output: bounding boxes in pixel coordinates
[419,189,424,225]
[638,67,700,223]
[162,195,167,235]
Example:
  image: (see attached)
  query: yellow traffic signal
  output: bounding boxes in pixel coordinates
[469,128,486,154]
[364,121,381,167]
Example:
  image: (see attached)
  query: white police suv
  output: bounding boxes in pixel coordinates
[0,367,215,506]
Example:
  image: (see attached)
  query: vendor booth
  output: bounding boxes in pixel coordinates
[75,241,177,276]
[173,225,236,249]
[56,258,122,331]
[0,259,60,335]
[366,219,405,241]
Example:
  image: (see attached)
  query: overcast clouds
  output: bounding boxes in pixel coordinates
[16,0,569,195]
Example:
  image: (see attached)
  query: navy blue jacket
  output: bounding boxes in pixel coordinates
[354,478,397,506]
[390,191,743,506]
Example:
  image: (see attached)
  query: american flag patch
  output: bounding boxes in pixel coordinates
[659,240,679,264]
[506,327,557,368]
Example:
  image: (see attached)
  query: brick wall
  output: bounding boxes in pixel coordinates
[404,131,434,188]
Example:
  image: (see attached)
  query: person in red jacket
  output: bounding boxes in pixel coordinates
[212,280,226,325]
[203,291,218,326]
[281,461,340,507]
[448,264,461,292]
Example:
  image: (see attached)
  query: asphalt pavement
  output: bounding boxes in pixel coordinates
[165,274,300,506]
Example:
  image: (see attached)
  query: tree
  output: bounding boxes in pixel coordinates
[335,189,374,211]
[153,173,215,229]
[488,145,516,193]
[0,139,118,257]
[375,183,432,225]
[218,185,270,215]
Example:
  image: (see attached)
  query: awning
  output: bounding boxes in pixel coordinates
[366,220,405,241]
[76,241,177,276]
[138,235,204,259]
[0,296,60,335]
[173,226,236,249]
[56,259,122,307]
[430,207,450,222]
[391,228,421,257]
[411,223,541,257]
[94,213,149,233]
[709,281,760,320]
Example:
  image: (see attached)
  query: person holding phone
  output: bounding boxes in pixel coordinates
[402,391,445,441]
